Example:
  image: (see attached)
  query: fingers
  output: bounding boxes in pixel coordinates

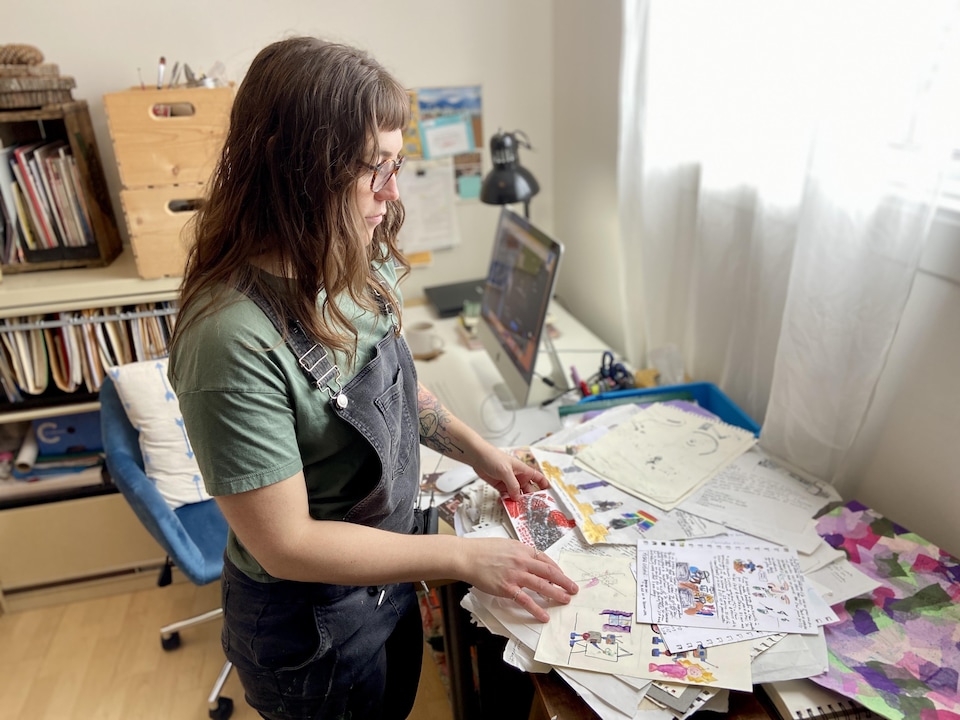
[529,547,580,596]
[512,588,550,623]
[505,546,579,623]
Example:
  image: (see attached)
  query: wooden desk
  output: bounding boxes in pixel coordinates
[409,301,770,720]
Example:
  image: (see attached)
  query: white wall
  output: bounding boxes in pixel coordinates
[844,214,960,557]
[8,0,555,300]
[552,0,627,355]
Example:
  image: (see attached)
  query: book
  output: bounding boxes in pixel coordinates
[761,679,875,720]
[12,142,58,249]
[10,166,42,250]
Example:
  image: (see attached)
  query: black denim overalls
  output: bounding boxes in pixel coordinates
[220,282,424,719]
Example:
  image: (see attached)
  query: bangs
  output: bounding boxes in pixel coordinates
[374,80,411,132]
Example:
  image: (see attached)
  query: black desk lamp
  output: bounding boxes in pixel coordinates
[480,129,540,218]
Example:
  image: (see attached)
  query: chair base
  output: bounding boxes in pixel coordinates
[160,607,234,719]
[160,607,224,640]
[208,660,235,720]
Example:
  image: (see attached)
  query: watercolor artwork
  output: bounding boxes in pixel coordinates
[812,501,960,720]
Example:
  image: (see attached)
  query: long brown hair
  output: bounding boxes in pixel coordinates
[171,36,411,361]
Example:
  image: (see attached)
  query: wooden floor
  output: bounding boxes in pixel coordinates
[0,580,453,720]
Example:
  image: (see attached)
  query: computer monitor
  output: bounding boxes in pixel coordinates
[476,208,567,408]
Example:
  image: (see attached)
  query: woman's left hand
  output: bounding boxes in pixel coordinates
[473,446,549,501]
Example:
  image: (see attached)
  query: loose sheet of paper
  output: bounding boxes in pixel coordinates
[532,447,725,545]
[635,538,818,633]
[677,447,840,552]
[501,487,577,552]
[534,551,754,691]
[575,404,757,510]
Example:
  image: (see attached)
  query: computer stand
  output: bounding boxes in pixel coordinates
[493,332,570,409]
[540,330,571,396]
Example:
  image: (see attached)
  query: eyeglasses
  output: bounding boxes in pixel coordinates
[363,156,405,193]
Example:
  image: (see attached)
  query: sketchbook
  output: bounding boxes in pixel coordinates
[761,679,874,720]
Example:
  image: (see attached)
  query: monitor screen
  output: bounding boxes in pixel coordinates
[476,208,564,407]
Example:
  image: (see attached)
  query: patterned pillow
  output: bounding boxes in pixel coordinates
[106,358,211,509]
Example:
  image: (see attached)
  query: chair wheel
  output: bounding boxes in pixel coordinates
[161,632,181,651]
[209,696,234,720]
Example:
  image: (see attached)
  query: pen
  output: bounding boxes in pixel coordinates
[571,365,590,397]
[425,490,439,535]
[157,56,166,90]
[168,61,180,89]
[376,588,386,608]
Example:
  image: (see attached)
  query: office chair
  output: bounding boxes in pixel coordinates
[99,375,234,720]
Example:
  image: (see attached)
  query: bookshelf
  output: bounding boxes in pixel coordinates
[0,251,176,612]
[0,100,122,274]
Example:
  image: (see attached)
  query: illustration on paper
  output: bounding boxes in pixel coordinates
[532,446,724,544]
[501,488,576,552]
[635,538,816,633]
[574,403,757,510]
[567,609,635,664]
[534,551,755,690]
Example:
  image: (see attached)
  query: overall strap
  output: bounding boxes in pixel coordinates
[244,285,348,408]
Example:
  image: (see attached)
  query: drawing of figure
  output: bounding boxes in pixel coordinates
[675,564,715,615]
[648,659,717,684]
[733,558,761,574]
[592,499,622,513]
[766,580,790,594]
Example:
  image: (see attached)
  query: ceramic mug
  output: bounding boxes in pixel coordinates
[406,321,445,358]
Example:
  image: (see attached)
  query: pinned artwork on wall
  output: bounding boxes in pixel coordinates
[403,85,483,201]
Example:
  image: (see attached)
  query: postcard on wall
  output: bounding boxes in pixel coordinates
[413,85,483,200]
[534,551,754,691]
[635,537,819,634]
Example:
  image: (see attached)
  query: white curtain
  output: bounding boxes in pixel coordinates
[619,1,960,488]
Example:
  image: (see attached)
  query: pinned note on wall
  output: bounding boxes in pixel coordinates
[397,158,460,254]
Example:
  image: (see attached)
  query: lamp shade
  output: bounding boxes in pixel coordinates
[480,131,540,208]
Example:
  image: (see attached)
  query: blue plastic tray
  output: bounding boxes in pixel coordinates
[573,381,760,436]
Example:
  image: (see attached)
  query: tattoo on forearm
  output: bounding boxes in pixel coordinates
[418,387,464,456]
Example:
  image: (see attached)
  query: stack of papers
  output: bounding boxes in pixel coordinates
[438,401,880,720]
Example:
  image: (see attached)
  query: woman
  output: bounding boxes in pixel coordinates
[168,36,578,719]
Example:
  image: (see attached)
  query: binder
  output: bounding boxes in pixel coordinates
[760,679,874,720]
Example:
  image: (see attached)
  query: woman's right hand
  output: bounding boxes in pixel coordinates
[457,537,579,622]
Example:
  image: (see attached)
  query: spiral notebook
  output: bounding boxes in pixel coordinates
[760,679,875,720]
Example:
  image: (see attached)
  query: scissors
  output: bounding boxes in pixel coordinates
[600,351,632,389]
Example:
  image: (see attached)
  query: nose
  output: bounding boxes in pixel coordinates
[374,172,400,201]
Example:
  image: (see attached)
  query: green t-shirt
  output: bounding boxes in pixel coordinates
[168,260,403,581]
